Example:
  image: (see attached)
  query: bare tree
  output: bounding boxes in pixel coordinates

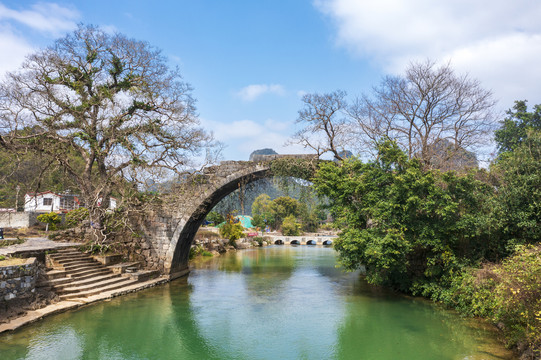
[350,60,497,168]
[290,90,352,161]
[0,25,214,239]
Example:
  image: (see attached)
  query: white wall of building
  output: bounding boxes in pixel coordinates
[24,193,60,213]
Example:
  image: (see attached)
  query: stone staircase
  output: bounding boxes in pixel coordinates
[45,248,143,301]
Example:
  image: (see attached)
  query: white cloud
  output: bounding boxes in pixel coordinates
[0,2,79,36]
[0,26,35,76]
[0,2,81,76]
[201,117,311,160]
[235,84,285,102]
[315,0,541,107]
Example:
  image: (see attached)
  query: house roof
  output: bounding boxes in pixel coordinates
[25,191,60,197]
[25,192,116,201]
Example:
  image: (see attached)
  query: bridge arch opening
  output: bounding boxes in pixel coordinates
[307,240,317,245]
[167,156,317,276]
[322,240,333,246]
[290,240,301,245]
[274,239,284,245]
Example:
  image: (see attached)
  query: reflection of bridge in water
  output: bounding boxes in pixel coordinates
[264,235,336,246]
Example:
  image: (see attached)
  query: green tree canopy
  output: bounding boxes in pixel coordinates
[314,140,499,294]
[205,211,224,226]
[492,129,541,247]
[494,100,541,154]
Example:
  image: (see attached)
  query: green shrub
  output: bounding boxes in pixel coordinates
[253,236,264,246]
[65,207,89,228]
[205,211,224,226]
[219,216,245,242]
[37,212,61,230]
[319,223,335,231]
[443,244,541,350]
[281,215,301,236]
[189,245,214,259]
[189,246,198,260]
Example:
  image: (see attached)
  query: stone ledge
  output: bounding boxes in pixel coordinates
[0,275,171,334]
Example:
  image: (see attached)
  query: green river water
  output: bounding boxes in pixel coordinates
[0,246,513,360]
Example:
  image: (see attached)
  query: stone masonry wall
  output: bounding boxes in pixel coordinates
[111,211,183,274]
[0,258,38,301]
[137,214,183,273]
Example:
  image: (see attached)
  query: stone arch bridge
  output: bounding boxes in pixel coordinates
[137,154,318,279]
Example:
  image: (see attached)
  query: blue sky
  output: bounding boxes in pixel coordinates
[1,1,540,161]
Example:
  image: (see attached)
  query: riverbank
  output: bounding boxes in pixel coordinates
[0,233,262,334]
[0,274,169,334]
[0,237,313,334]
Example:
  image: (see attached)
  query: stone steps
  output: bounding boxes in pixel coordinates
[49,252,89,259]
[52,273,121,290]
[45,248,144,301]
[65,267,112,280]
[62,262,103,272]
[44,247,159,302]
[57,275,128,295]
[53,257,96,265]
[59,278,140,300]
[45,269,68,280]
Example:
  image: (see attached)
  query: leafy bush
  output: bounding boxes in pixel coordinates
[442,244,541,351]
[253,236,264,246]
[205,211,224,226]
[219,215,245,243]
[65,207,89,228]
[319,223,335,231]
[37,212,62,230]
[189,245,214,259]
[281,214,302,236]
[251,214,266,232]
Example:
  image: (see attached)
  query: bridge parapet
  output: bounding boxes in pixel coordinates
[249,154,318,163]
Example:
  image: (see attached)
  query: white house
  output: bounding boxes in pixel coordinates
[24,192,116,213]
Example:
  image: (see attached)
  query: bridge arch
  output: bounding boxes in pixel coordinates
[163,155,317,277]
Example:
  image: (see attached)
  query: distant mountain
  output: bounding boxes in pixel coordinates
[249,148,278,161]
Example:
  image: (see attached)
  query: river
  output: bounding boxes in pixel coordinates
[0,245,513,359]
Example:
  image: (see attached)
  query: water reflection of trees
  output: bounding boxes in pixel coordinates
[240,247,296,297]
[333,292,513,360]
